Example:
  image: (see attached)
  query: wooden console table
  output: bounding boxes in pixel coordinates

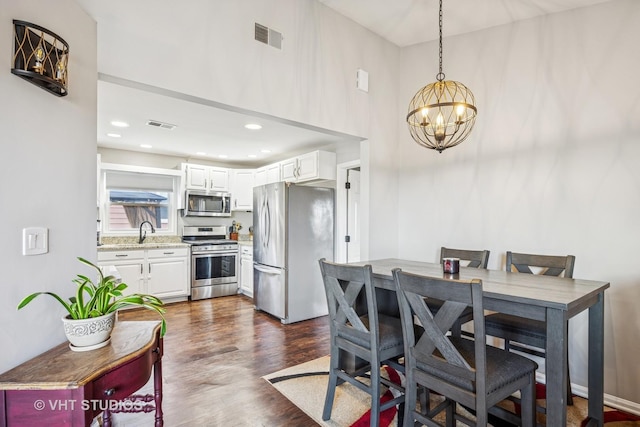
[0,321,163,427]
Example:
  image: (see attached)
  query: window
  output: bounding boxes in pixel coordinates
[101,166,180,235]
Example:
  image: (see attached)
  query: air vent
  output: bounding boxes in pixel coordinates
[146,120,176,130]
[255,23,282,50]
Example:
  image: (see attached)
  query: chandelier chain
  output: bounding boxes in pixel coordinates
[437,0,445,81]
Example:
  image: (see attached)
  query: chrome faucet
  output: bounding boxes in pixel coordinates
[139,220,156,244]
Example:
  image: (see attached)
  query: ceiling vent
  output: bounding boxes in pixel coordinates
[146,120,176,130]
[255,23,282,50]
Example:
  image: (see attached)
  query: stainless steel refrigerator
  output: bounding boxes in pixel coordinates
[253,182,334,324]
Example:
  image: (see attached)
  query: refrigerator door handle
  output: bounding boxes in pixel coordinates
[254,264,282,275]
[265,198,271,246]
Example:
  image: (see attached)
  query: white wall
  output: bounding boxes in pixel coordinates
[88,0,401,261]
[0,1,97,372]
[397,0,640,404]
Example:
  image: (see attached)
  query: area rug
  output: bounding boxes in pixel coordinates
[263,356,640,427]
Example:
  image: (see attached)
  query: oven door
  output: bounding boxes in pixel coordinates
[191,250,238,287]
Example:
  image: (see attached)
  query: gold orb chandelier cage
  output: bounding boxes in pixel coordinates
[406,0,477,153]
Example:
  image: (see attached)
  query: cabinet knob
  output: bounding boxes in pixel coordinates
[104,388,115,397]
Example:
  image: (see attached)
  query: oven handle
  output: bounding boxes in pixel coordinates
[254,264,282,275]
[192,251,238,257]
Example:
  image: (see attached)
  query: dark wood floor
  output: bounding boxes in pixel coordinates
[113,295,330,426]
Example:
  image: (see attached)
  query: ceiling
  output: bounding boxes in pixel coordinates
[78,0,613,166]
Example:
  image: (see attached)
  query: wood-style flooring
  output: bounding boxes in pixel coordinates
[113,295,330,426]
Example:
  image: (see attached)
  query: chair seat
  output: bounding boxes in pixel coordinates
[417,337,538,394]
[485,313,546,348]
[338,314,404,351]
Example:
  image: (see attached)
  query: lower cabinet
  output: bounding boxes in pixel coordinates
[239,245,253,298]
[147,248,190,299]
[98,247,189,301]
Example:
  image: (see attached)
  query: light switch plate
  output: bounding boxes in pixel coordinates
[356,68,369,92]
[22,227,48,256]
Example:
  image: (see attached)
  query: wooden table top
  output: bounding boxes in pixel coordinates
[352,258,610,312]
[0,321,161,390]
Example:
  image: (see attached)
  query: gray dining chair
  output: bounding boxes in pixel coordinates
[393,268,537,427]
[428,247,491,337]
[484,251,576,407]
[440,247,490,269]
[318,258,405,427]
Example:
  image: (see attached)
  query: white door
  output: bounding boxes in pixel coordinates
[346,169,361,262]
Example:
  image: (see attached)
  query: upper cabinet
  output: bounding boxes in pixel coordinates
[280,150,336,183]
[185,164,229,192]
[230,169,255,211]
[254,163,281,187]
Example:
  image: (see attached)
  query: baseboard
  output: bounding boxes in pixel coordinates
[535,372,640,417]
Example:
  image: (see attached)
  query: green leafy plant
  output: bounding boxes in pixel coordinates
[17,257,166,335]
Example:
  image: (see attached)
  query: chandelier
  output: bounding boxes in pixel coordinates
[406,0,477,153]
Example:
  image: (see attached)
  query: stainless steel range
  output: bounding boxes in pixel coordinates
[182,225,238,300]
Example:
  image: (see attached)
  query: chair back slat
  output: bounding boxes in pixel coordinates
[507,251,575,278]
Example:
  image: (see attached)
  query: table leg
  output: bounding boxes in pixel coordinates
[154,345,164,427]
[545,307,568,426]
[587,292,605,427]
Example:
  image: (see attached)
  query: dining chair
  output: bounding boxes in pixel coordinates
[393,268,537,427]
[440,247,490,269]
[318,258,405,427]
[428,247,491,337]
[484,251,576,406]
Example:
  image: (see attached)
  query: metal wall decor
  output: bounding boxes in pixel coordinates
[406,0,477,153]
[11,20,69,97]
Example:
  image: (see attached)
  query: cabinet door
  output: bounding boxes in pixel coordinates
[295,151,319,182]
[231,170,254,210]
[147,257,189,299]
[280,158,298,182]
[254,168,266,187]
[240,254,254,297]
[209,167,229,192]
[98,260,143,296]
[265,163,281,183]
[186,164,208,190]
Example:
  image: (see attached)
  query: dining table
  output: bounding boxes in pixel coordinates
[349,258,610,427]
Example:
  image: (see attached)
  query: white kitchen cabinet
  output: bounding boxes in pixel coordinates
[239,245,253,297]
[185,164,229,192]
[230,169,255,211]
[98,247,189,301]
[254,163,281,187]
[97,250,145,296]
[146,248,190,299]
[280,150,336,183]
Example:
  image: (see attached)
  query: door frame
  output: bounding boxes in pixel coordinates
[335,159,361,263]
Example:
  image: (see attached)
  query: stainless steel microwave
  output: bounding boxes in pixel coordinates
[184,190,231,217]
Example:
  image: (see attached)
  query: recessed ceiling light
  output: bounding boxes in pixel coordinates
[244,123,262,130]
[196,152,206,156]
[218,154,228,159]
[107,133,121,138]
[248,154,257,158]
[140,144,152,148]
[261,149,271,153]
[110,120,129,128]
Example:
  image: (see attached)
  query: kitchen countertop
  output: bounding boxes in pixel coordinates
[98,236,189,251]
[98,242,190,251]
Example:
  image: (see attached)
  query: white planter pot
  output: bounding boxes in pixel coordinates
[62,312,116,351]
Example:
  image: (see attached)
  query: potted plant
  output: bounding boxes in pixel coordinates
[17,257,166,351]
